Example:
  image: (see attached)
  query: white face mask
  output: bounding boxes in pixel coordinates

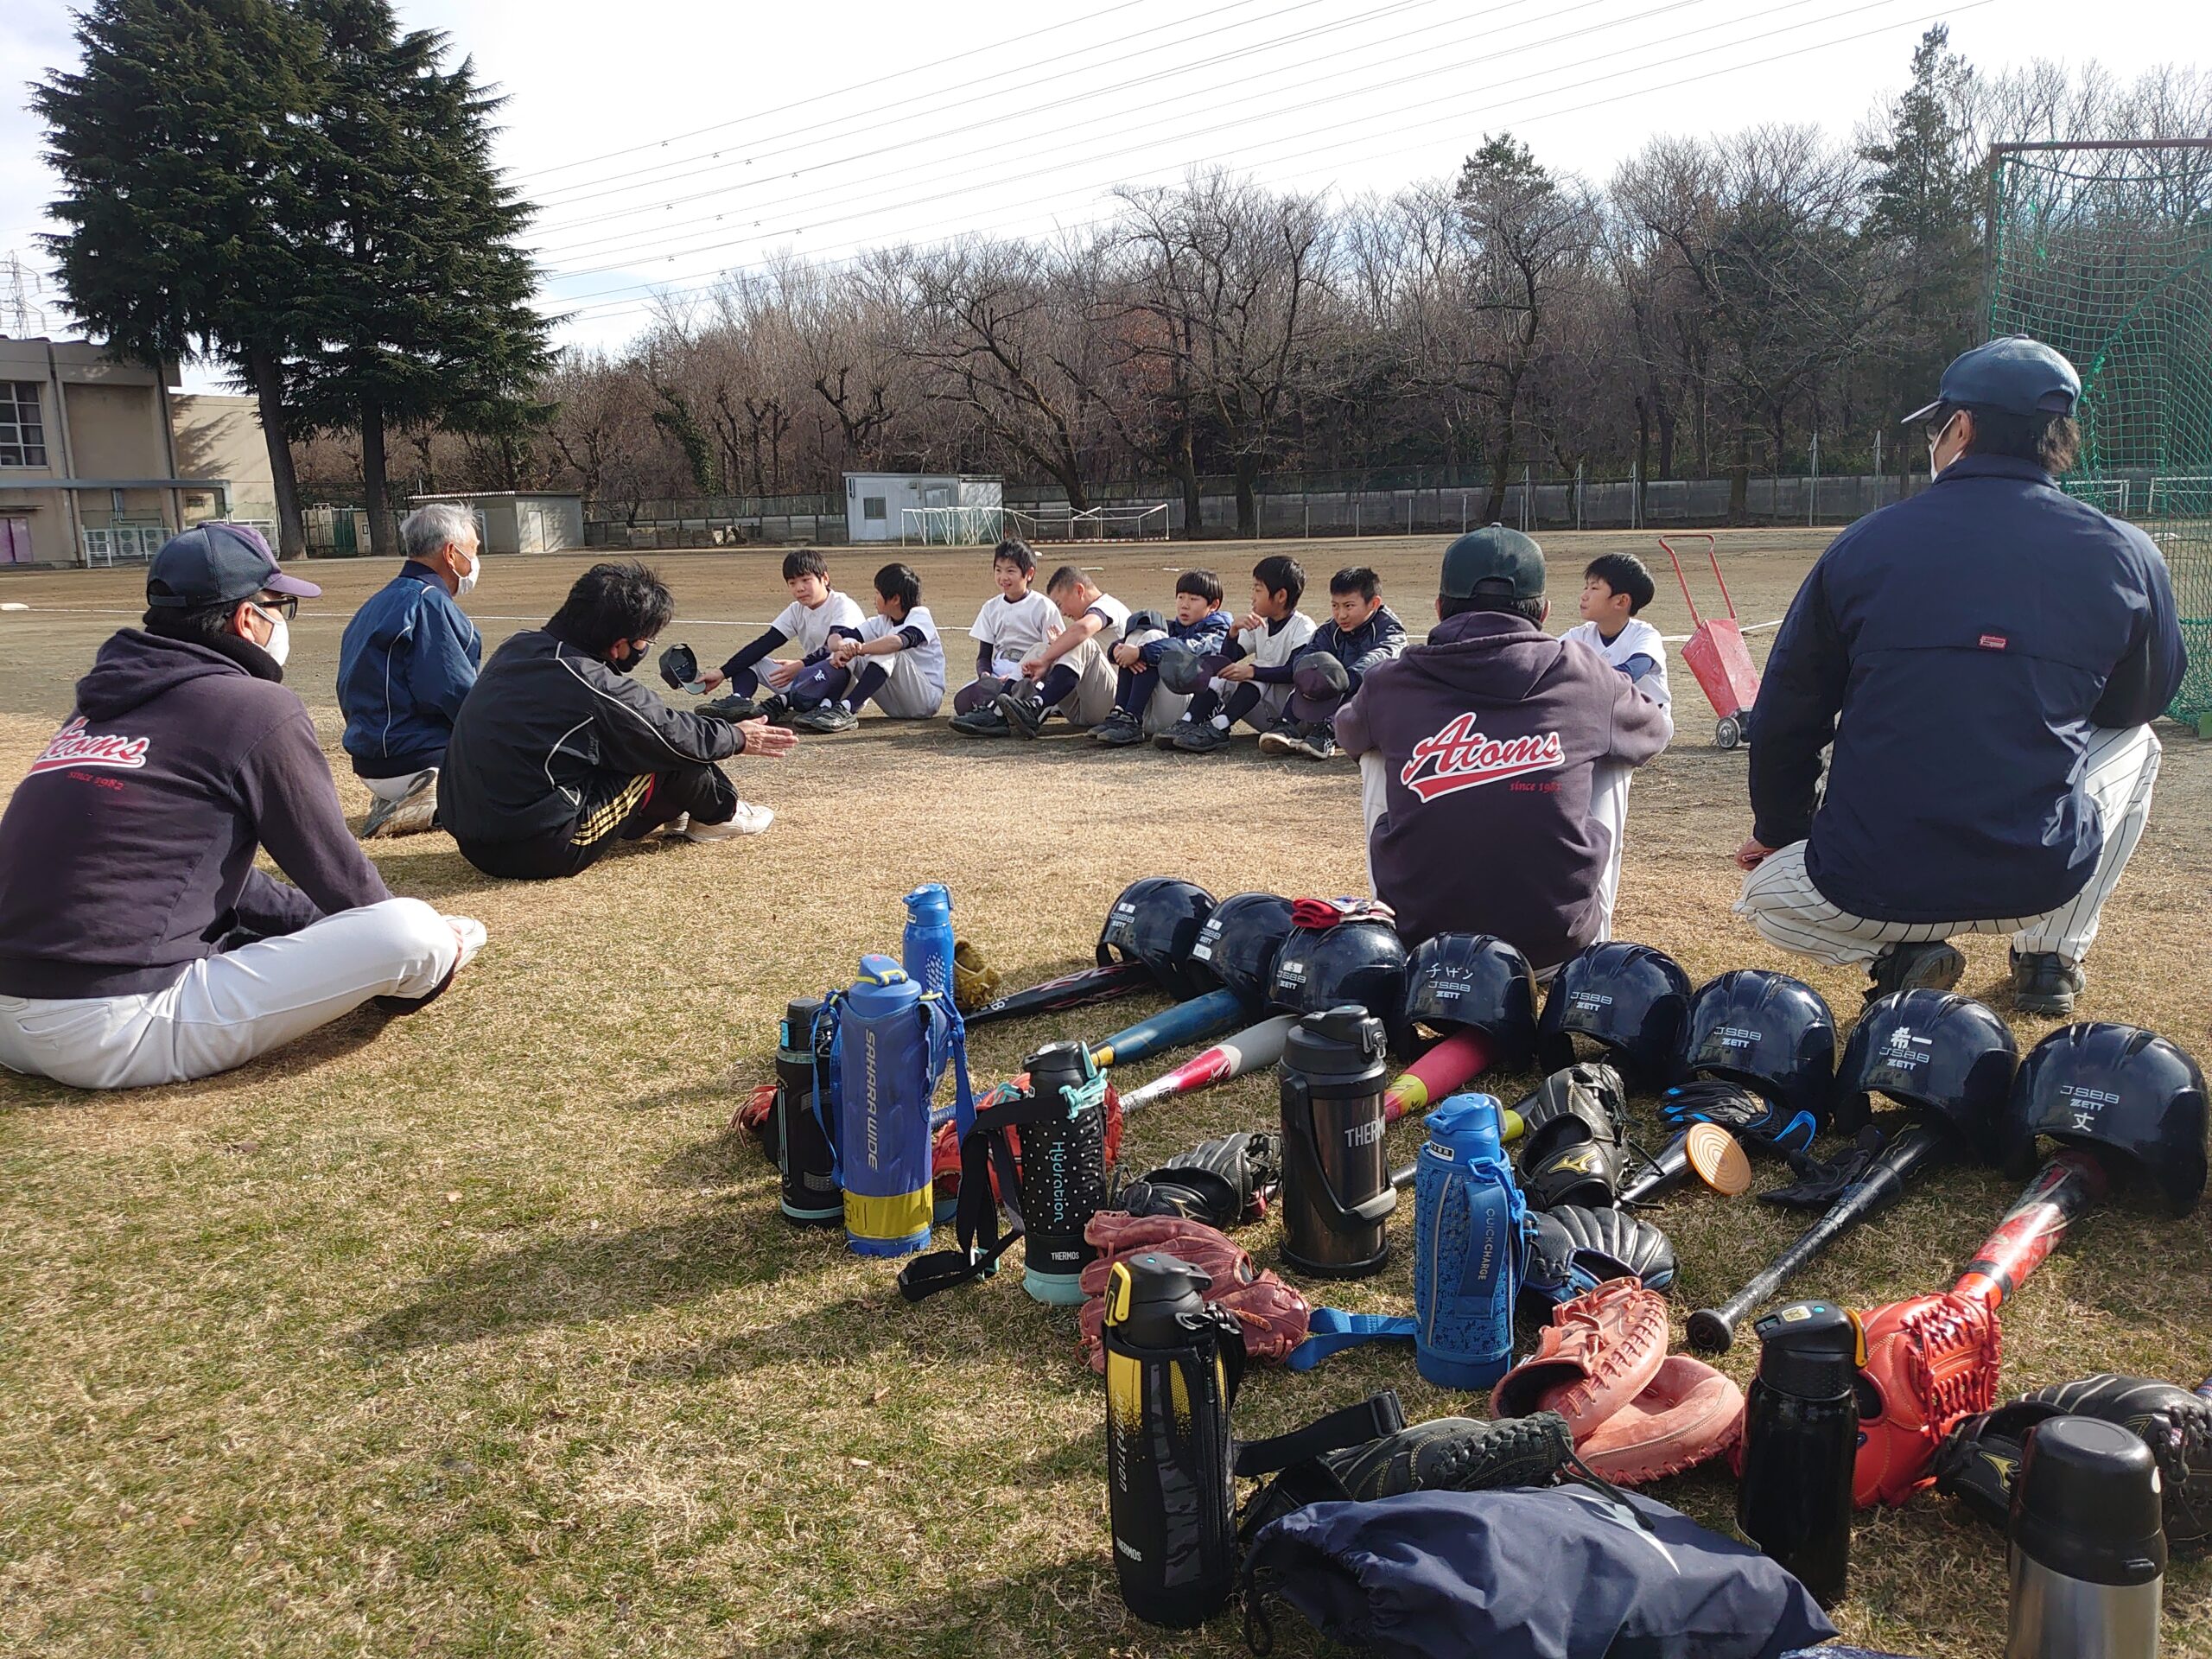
[453,547,480,598]
[1927,410,1961,480]
[251,605,291,667]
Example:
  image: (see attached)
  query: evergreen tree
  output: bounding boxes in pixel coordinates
[287,0,550,556]
[34,0,325,558]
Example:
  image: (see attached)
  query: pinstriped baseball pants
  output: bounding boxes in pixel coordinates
[1735,724,2162,967]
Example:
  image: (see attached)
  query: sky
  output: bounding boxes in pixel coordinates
[1,0,2203,391]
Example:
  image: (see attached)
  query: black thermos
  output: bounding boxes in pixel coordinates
[1738,1299,1863,1607]
[1277,1005,1396,1278]
[776,995,842,1226]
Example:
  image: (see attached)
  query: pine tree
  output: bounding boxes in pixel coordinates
[288,0,550,556]
[34,0,325,558]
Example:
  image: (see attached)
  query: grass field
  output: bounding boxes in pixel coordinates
[2,531,2209,1658]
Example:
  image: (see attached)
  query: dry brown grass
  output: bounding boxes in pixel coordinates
[1,533,2208,1657]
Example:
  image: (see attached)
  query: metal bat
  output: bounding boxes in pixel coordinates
[1086,987,1249,1071]
[1118,1014,1298,1116]
[1950,1147,2111,1312]
[961,960,1153,1028]
[1688,1121,1954,1353]
[1382,1027,1496,1124]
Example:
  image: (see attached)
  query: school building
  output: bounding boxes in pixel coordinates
[0,336,277,567]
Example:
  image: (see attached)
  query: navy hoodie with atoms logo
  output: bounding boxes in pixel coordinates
[0,629,391,1000]
[1337,609,1670,967]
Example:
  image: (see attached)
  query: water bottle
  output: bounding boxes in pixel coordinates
[2006,1416,2165,1659]
[1739,1300,1863,1607]
[1103,1252,1243,1628]
[776,995,841,1226]
[1015,1039,1109,1305]
[1413,1092,1526,1389]
[902,884,956,1005]
[836,956,938,1257]
[1278,1006,1396,1278]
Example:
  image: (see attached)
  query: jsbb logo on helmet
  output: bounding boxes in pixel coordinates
[1714,1025,1764,1050]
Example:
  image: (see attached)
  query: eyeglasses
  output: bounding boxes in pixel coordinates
[256,594,300,621]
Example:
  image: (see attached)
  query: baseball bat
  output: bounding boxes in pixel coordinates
[961,960,1154,1027]
[1118,1014,1298,1116]
[1950,1147,2111,1312]
[1688,1121,1954,1353]
[1382,1027,1497,1124]
[1087,987,1249,1071]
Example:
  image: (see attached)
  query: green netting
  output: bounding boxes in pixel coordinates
[1988,142,2212,724]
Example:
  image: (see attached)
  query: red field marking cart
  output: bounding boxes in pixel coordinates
[1662,534,1761,750]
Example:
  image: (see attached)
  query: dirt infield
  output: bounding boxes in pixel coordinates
[1,531,2208,1657]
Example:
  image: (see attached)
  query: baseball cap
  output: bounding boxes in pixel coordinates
[1440,524,1546,601]
[146,522,321,610]
[1903,335,2082,425]
[1286,651,1350,722]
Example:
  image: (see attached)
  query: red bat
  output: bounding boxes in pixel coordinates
[1117,1014,1298,1116]
[1952,1147,2112,1310]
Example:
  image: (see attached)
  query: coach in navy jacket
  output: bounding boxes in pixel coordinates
[1737,337,2185,1015]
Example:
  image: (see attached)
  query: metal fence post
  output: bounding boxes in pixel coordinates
[1808,431,1820,527]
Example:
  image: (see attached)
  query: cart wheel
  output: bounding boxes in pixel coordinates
[1714,715,1743,750]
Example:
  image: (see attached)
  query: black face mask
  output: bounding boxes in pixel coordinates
[610,644,642,676]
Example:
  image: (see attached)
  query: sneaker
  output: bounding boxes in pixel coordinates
[362,770,438,839]
[758,695,795,727]
[683,802,774,840]
[1322,1413,1580,1502]
[1172,719,1231,754]
[1255,716,1304,757]
[655,813,691,837]
[1153,718,1197,751]
[699,693,760,722]
[1091,710,1146,747]
[1294,722,1338,760]
[791,702,858,733]
[1864,940,1965,1007]
[2010,948,2085,1016]
[950,705,1012,737]
[995,689,1047,740]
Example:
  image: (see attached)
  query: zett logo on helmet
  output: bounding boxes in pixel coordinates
[1399,715,1563,802]
[28,716,151,777]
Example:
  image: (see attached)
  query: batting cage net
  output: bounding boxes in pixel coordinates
[1987,138,2212,725]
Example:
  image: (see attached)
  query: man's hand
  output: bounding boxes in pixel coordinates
[738,718,798,757]
[1735,836,1775,871]
[697,667,727,693]
[1217,660,1255,683]
[763,659,798,689]
[1111,642,1140,669]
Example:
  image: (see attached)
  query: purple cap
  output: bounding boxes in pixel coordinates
[146,523,320,609]
[1286,651,1351,722]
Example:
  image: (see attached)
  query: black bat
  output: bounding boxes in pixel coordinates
[960,960,1154,1028]
[1688,1121,1952,1353]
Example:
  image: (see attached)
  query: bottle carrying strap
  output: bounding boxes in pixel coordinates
[1284,1075,1397,1227]
[1282,1307,1420,1373]
[1232,1389,1406,1478]
[897,1084,1070,1303]
[810,994,846,1189]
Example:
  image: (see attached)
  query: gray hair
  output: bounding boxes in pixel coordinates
[401,502,477,562]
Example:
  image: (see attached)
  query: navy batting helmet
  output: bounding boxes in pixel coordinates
[2001,1022,2207,1217]
[1269,916,1408,1024]
[1186,892,1296,1006]
[1537,941,1694,1090]
[1399,931,1538,1069]
[1096,878,1217,1001]
[1682,969,1836,1138]
[1836,990,2016,1163]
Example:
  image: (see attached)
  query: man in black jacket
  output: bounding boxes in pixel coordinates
[440,562,796,880]
[0,524,485,1090]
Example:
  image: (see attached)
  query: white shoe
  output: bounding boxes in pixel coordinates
[683,802,773,840]
[362,770,439,838]
[442,915,488,972]
[656,813,691,837]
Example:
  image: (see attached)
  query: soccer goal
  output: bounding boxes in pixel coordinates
[1988,137,2212,724]
[1003,503,1172,542]
[900,504,1005,546]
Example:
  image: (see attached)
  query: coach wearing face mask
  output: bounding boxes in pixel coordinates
[337,502,486,838]
[0,524,486,1090]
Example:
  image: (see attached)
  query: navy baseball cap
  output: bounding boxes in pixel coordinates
[1440,524,1546,601]
[1286,651,1351,722]
[146,522,320,610]
[1904,335,2082,424]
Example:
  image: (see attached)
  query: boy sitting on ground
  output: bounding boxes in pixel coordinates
[1094,569,1233,747]
[1157,555,1317,753]
[697,548,863,719]
[1256,565,1408,760]
[966,565,1131,740]
[781,562,947,732]
[953,537,1061,718]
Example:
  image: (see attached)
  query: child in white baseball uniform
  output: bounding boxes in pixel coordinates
[790,563,947,731]
[1157,554,1318,753]
[966,565,1130,738]
[1561,552,1674,940]
[698,547,865,720]
[954,538,1062,717]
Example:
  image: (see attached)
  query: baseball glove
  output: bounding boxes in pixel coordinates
[1515,1063,1629,1168]
[951,938,1001,1013]
[1853,1292,2002,1508]
[1522,1138,1626,1211]
[731,1079,778,1152]
[1113,1130,1279,1230]
[1549,1205,1679,1294]
[1076,1211,1310,1372]
[1936,1374,2212,1554]
[1578,1355,1746,1485]
[1491,1278,1669,1436]
[1661,1077,1821,1159]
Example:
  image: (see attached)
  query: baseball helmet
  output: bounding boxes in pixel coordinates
[2000,1022,2208,1217]
[1155,639,1210,696]
[1836,990,2016,1162]
[1399,932,1538,1069]
[1096,878,1217,1001]
[1536,941,1694,1089]
[1185,892,1296,1006]
[1682,969,1837,1138]
[1269,916,1408,1025]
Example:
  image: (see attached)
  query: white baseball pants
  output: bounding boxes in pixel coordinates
[1735,723,2161,966]
[0,899,484,1091]
[362,767,436,803]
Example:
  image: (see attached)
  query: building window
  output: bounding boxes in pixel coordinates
[862,496,887,521]
[0,382,47,468]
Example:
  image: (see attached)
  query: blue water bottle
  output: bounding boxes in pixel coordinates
[1412,1091,1527,1389]
[903,885,956,1005]
[836,956,939,1257]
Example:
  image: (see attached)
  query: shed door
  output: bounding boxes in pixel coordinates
[519,508,543,556]
[0,517,29,564]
